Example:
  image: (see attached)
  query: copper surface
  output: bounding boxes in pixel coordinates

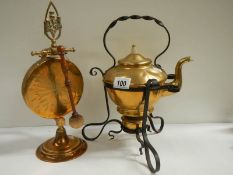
[36,126,87,162]
[22,56,83,119]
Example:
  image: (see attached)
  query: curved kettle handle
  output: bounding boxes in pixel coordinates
[103,15,171,68]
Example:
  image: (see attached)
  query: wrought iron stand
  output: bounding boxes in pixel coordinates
[82,15,174,173]
[82,67,164,173]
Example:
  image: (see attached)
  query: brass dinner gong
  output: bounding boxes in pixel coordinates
[22,1,87,162]
[22,57,83,119]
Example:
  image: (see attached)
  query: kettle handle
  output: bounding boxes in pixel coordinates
[103,15,171,68]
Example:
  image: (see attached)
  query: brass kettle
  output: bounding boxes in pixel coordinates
[82,15,191,173]
[102,17,191,132]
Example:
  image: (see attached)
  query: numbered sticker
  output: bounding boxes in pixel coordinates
[113,77,131,89]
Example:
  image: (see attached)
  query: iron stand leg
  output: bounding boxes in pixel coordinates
[82,67,123,141]
[136,79,162,173]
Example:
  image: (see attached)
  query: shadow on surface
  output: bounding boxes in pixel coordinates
[71,127,157,174]
[0,129,49,155]
[219,127,233,134]
[0,127,159,174]
[73,129,130,154]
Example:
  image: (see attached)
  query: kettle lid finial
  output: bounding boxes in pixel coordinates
[131,44,136,54]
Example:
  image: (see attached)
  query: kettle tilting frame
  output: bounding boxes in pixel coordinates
[82,15,180,173]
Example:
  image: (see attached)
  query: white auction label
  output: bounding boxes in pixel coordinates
[113,77,131,89]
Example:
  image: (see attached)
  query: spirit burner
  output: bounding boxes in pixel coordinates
[82,15,191,173]
[22,1,87,162]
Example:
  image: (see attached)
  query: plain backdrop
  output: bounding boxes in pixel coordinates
[0,0,232,127]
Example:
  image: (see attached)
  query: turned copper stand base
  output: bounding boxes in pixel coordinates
[36,126,87,162]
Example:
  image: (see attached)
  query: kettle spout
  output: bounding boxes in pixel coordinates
[162,56,192,96]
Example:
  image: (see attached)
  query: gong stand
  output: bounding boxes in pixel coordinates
[31,1,87,162]
[82,15,176,173]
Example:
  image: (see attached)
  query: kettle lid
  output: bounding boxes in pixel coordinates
[118,45,152,66]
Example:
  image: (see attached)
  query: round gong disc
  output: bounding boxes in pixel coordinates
[22,56,83,119]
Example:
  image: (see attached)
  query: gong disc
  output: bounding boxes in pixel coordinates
[22,56,83,119]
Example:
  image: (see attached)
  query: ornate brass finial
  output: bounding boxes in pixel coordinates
[44,1,62,46]
[31,1,75,58]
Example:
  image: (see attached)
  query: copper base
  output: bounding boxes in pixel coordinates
[36,126,87,162]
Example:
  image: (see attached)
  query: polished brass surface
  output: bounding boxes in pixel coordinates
[161,56,192,96]
[121,116,144,130]
[22,56,83,119]
[104,46,167,88]
[118,45,152,66]
[44,0,62,46]
[31,0,75,58]
[103,45,191,130]
[36,126,87,162]
[31,47,75,58]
